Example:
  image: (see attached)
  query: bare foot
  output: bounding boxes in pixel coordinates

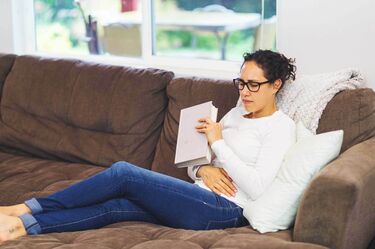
[0,213,27,244]
[0,204,31,216]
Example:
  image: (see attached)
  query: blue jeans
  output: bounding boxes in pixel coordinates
[19,161,249,234]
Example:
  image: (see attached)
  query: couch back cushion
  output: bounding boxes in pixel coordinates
[152,77,375,182]
[317,88,375,153]
[0,54,16,98]
[0,55,173,168]
[151,77,239,181]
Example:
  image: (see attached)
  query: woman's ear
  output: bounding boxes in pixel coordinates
[272,79,282,94]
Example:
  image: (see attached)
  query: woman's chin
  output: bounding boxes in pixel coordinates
[241,101,255,113]
[244,108,253,113]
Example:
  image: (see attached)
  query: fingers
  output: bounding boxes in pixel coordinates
[217,169,235,191]
[195,118,211,128]
[207,182,226,196]
[200,166,237,197]
[195,122,211,134]
[213,180,235,197]
[220,168,228,177]
[220,176,237,193]
[195,119,218,131]
[195,117,209,130]
[204,179,226,196]
[211,187,223,196]
[195,125,206,134]
[195,124,207,129]
[198,116,213,124]
[220,168,233,182]
[195,117,220,131]
[208,179,236,197]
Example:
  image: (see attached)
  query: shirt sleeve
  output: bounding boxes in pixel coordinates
[210,123,296,201]
[187,165,202,181]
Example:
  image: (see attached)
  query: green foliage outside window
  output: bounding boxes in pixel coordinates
[34,0,275,60]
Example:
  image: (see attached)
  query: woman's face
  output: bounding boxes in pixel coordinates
[239,61,281,114]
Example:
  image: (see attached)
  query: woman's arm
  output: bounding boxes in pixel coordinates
[188,109,230,181]
[211,126,295,201]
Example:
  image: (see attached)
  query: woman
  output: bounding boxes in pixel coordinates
[0,50,296,243]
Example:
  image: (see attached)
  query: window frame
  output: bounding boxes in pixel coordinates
[15,0,273,79]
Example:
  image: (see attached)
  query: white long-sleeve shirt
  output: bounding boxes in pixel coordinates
[187,105,296,208]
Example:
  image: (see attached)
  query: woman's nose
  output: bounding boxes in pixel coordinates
[240,87,251,95]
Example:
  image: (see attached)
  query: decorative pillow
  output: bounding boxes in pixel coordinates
[243,121,344,233]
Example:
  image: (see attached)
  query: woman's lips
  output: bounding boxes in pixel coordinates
[243,100,253,104]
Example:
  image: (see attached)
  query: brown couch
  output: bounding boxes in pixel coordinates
[0,54,374,249]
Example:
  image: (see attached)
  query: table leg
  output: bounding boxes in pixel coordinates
[214,32,229,60]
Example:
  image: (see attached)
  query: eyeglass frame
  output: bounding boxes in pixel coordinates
[232,78,272,92]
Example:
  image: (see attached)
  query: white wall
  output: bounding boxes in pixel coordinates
[0,0,15,53]
[1,0,374,89]
[0,0,35,54]
[277,0,375,89]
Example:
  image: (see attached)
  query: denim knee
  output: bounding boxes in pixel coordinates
[110,161,139,178]
[110,161,135,170]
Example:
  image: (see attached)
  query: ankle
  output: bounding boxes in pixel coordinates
[13,204,31,216]
[0,204,32,217]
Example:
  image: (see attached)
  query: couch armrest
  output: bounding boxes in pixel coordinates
[293,136,375,249]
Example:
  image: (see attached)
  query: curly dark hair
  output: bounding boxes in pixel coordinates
[242,50,297,92]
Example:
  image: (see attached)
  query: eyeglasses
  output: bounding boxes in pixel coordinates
[233,78,271,92]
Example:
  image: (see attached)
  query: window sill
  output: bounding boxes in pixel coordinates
[27,51,242,80]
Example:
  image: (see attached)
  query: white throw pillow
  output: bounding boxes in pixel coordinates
[242,121,344,233]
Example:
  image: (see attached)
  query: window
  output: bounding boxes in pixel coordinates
[33,0,276,62]
[29,0,277,78]
[154,0,276,61]
[34,0,139,56]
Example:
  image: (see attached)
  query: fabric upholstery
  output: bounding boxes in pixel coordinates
[0,55,174,169]
[151,77,239,181]
[0,152,102,205]
[1,223,329,249]
[317,88,375,153]
[293,136,375,249]
[0,152,329,249]
[0,53,16,98]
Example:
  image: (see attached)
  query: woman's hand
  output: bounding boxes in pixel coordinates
[197,165,237,197]
[195,117,223,146]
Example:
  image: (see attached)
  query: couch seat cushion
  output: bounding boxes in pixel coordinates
[0,152,329,249]
[1,222,329,249]
[0,152,103,204]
